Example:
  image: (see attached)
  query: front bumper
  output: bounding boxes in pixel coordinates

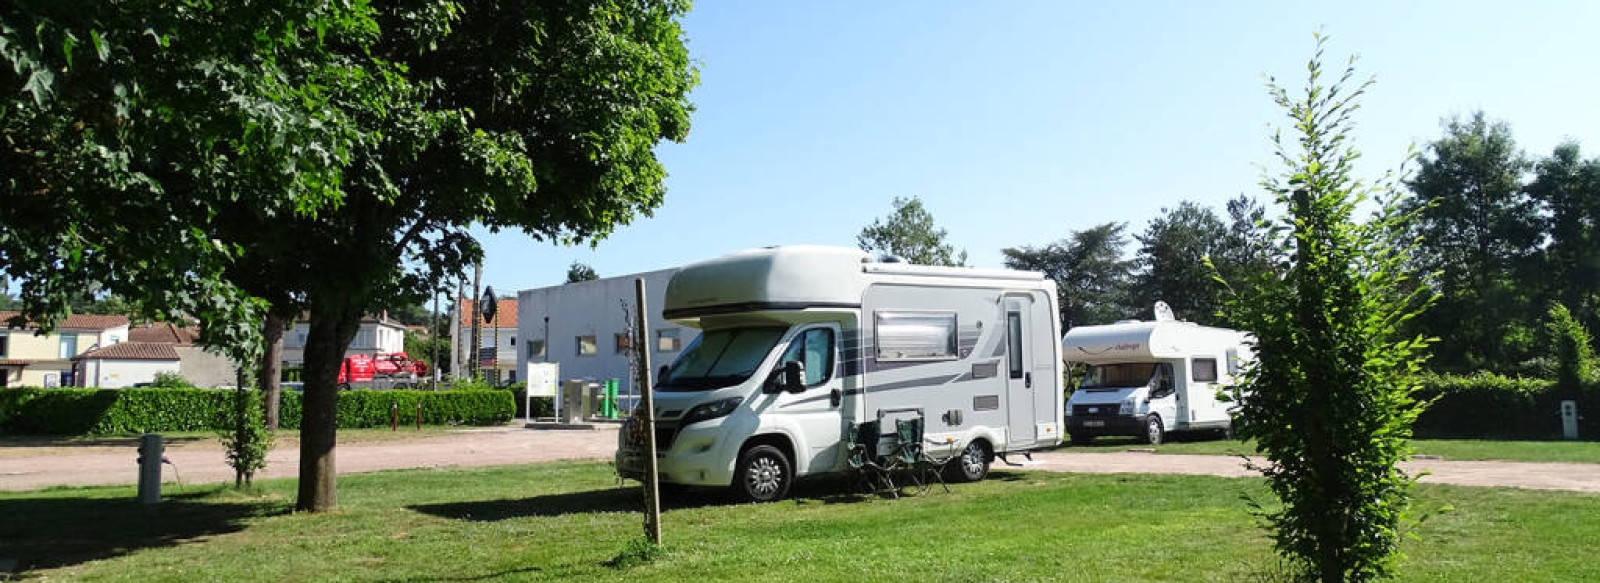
[615,418,735,487]
[1067,414,1146,437]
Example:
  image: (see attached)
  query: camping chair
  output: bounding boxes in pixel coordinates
[892,416,949,494]
[846,420,896,496]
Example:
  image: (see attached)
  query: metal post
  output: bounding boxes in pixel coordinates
[137,433,163,505]
[635,278,660,544]
[416,402,423,431]
[431,288,441,389]
[391,401,399,432]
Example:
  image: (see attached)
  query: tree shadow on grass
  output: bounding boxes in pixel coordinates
[0,491,287,574]
[408,483,742,522]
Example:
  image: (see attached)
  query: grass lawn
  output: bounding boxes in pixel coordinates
[2,462,1596,581]
[1066,435,1600,464]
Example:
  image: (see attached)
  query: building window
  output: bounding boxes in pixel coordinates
[1192,358,1218,382]
[0,335,8,358]
[510,336,516,346]
[528,339,546,359]
[873,311,957,361]
[59,335,78,359]
[615,333,633,354]
[657,329,682,352]
[576,335,597,356]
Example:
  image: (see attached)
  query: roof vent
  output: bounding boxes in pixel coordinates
[1153,301,1175,322]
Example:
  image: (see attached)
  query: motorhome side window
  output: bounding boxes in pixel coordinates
[779,328,834,387]
[1006,311,1023,379]
[1192,358,1218,382]
[1226,348,1241,374]
[874,311,957,361]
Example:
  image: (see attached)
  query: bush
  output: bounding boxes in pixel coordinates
[1412,373,1599,440]
[149,371,196,389]
[0,387,514,435]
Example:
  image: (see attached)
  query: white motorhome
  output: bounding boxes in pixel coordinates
[615,246,1064,502]
[1061,308,1251,445]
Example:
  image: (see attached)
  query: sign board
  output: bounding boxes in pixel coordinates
[526,363,559,397]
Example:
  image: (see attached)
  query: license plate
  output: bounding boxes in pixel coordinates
[1083,420,1105,428]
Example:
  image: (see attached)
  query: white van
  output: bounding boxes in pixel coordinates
[1061,309,1251,446]
[615,246,1064,502]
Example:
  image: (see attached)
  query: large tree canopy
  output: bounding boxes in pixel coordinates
[857,196,968,266]
[1,0,697,512]
[1403,112,1541,371]
[1002,222,1133,330]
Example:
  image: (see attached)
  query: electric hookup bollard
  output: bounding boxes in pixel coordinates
[1561,400,1580,441]
[137,433,163,506]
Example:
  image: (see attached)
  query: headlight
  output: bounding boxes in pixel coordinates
[1120,396,1137,414]
[680,397,744,427]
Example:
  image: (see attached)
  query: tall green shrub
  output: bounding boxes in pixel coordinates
[1224,36,1435,582]
[1547,302,1597,394]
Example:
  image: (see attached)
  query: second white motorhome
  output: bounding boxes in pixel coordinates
[615,245,1064,502]
[1061,308,1251,445]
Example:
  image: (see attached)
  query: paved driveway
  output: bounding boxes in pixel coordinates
[3,427,1597,494]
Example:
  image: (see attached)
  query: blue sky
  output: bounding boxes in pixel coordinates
[471,1,1600,296]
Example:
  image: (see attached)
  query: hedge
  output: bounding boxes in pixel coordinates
[0,388,513,435]
[1412,373,1598,440]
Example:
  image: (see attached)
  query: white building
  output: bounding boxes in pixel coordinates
[281,313,408,366]
[515,269,694,399]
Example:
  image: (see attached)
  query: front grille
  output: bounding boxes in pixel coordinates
[655,426,678,450]
[1073,404,1120,416]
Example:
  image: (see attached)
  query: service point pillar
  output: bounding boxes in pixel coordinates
[137,433,163,506]
[1560,400,1579,441]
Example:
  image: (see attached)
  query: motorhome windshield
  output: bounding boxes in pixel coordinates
[657,327,787,392]
[1079,363,1158,391]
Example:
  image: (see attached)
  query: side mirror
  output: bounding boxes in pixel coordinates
[782,360,806,393]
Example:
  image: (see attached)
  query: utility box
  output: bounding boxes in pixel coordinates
[525,363,560,421]
[137,433,163,505]
[560,380,593,424]
[1561,400,1579,441]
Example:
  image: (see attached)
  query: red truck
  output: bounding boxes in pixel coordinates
[336,352,429,389]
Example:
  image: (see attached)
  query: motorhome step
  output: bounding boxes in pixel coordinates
[997,454,1043,467]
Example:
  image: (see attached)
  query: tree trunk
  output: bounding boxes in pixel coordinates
[295,305,359,512]
[259,312,287,430]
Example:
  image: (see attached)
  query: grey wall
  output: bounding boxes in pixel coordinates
[516,268,696,398]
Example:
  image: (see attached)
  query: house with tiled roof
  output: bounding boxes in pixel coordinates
[453,297,518,383]
[125,321,240,387]
[0,312,131,388]
[73,342,182,388]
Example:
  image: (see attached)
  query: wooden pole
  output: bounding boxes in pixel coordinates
[634,278,661,544]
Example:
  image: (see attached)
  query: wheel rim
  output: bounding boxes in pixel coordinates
[745,455,783,498]
[961,443,984,478]
[1147,419,1161,444]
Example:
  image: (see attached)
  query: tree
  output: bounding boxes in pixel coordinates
[1002,222,1134,329]
[1527,143,1600,336]
[567,262,600,283]
[1,1,696,512]
[1225,38,1434,582]
[857,196,968,266]
[1128,201,1230,325]
[1403,111,1541,372]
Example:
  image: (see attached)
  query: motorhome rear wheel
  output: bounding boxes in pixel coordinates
[946,440,991,482]
[734,445,793,503]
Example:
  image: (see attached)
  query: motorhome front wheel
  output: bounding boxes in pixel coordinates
[1144,416,1165,446]
[734,445,793,503]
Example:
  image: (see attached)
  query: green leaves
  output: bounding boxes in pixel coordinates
[1226,36,1434,582]
[858,196,969,267]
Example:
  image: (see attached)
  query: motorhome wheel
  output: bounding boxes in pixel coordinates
[734,445,792,503]
[946,440,991,482]
[1143,416,1165,446]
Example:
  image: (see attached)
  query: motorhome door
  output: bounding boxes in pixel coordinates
[765,323,848,473]
[1003,294,1039,449]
